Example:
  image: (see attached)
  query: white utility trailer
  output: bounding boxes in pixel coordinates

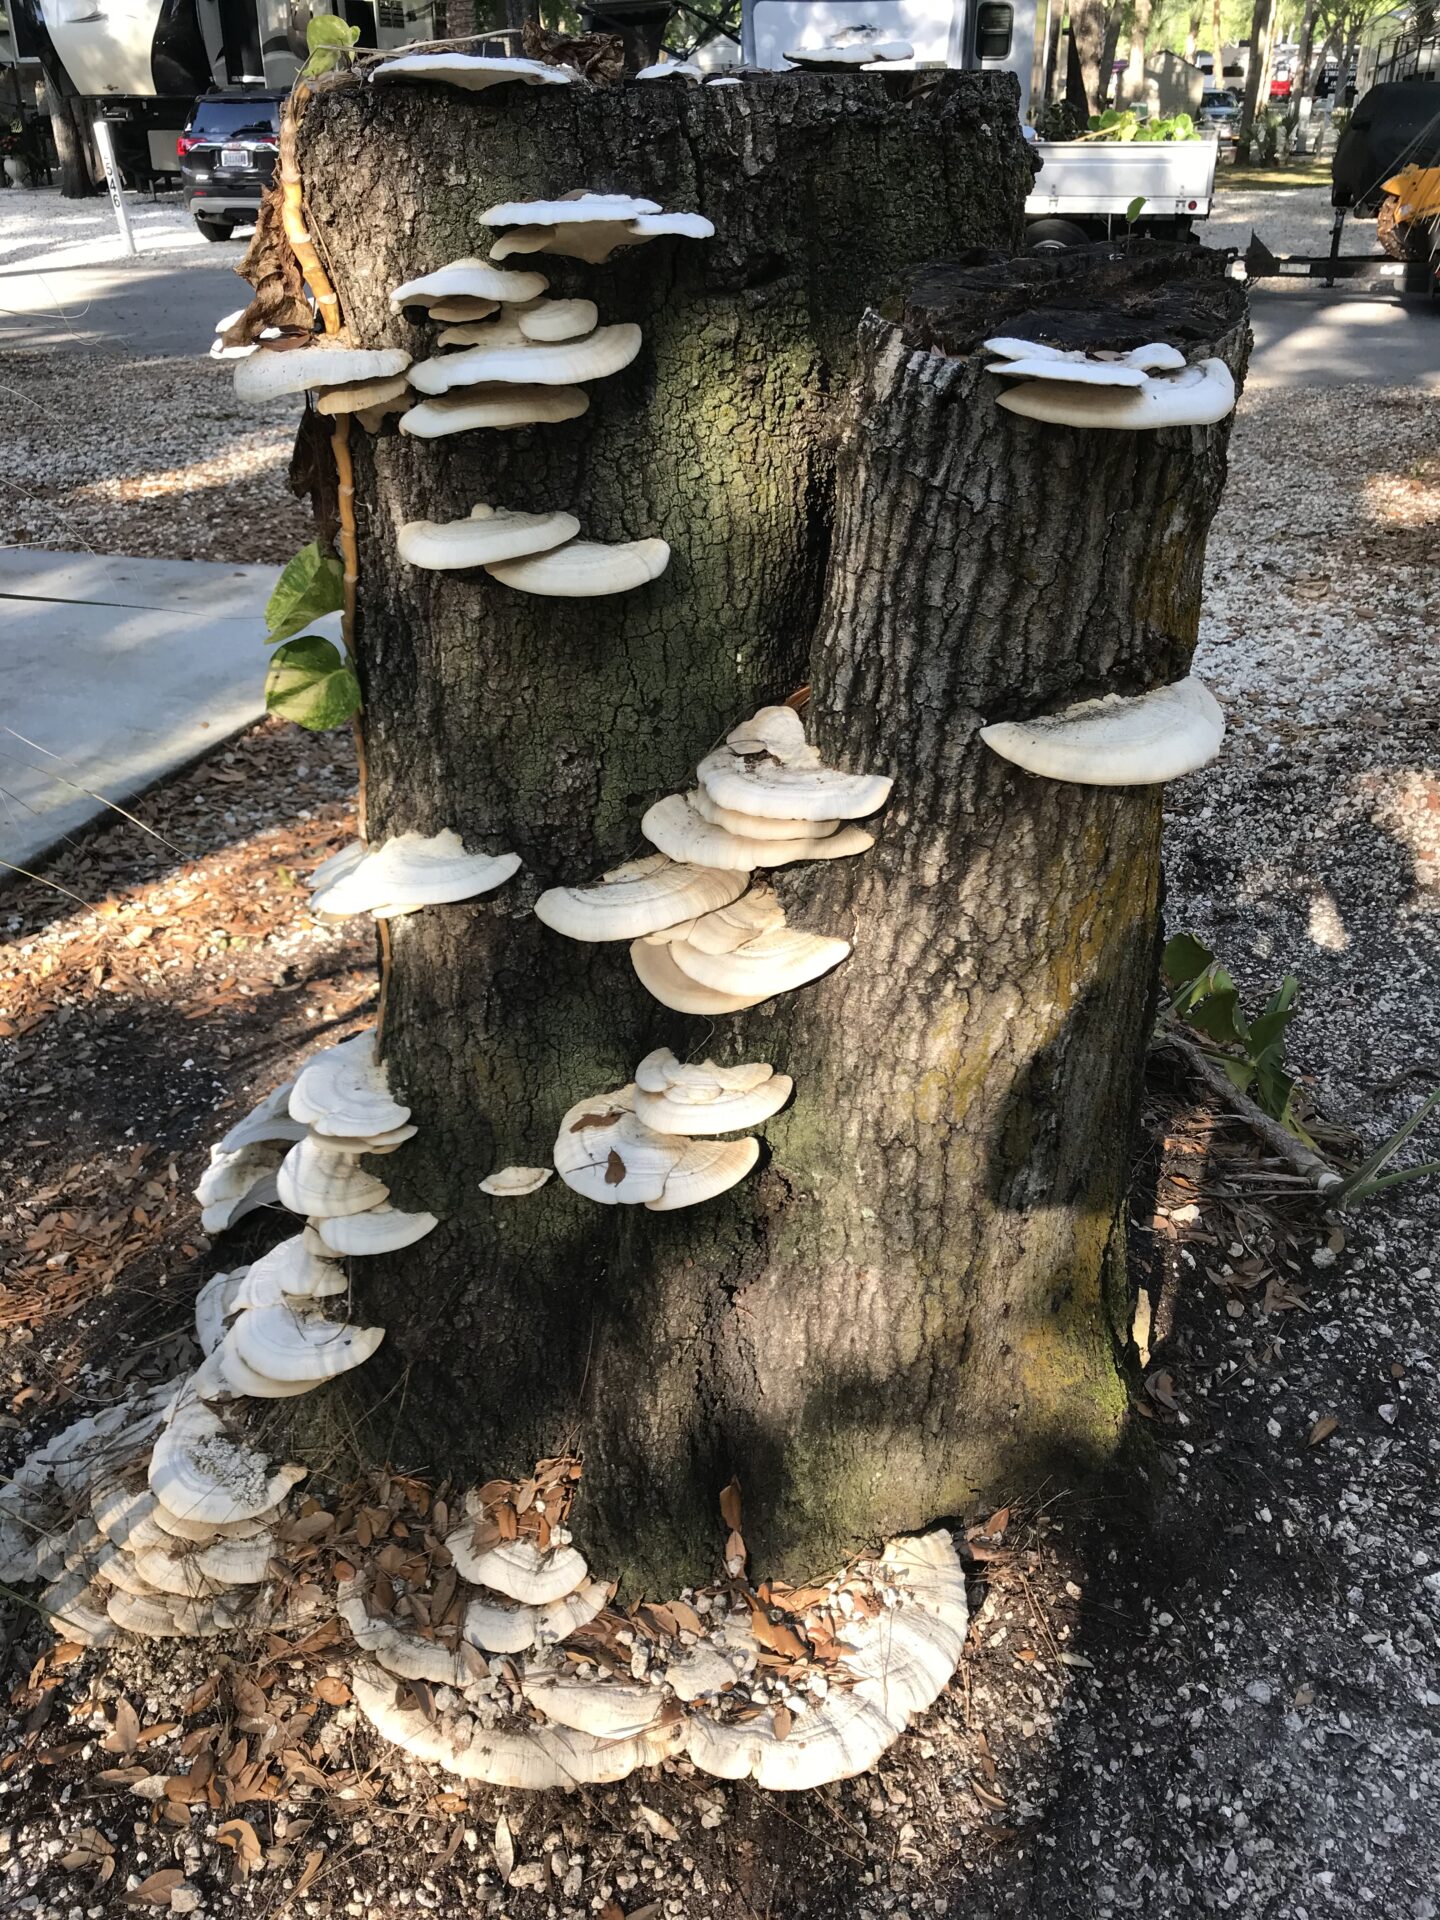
[1025,136,1217,247]
[742,0,1039,116]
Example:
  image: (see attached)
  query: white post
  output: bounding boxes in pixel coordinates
[91,118,137,257]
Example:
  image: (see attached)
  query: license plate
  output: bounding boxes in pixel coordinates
[220,145,249,168]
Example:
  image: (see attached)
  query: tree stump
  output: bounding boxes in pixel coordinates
[293,70,1247,1596]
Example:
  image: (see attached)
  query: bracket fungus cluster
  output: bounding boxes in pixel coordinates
[554,1081,763,1211]
[349,1471,971,1792]
[535,705,884,1012]
[399,504,669,599]
[985,337,1237,430]
[981,673,1226,786]
[481,192,715,265]
[390,191,709,466]
[307,829,520,920]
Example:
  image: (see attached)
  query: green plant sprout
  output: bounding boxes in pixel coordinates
[1162,932,1439,1209]
[262,539,360,732]
[299,15,362,79]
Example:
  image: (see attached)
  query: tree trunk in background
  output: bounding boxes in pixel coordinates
[1126,0,1153,99]
[1185,3,1203,63]
[1212,0,1225,84]
[1238,0,1277,154]
[1098,8,1124,104]
[1069,0,1108,109]
[295,76,1245,1597]
[40,51,93,197]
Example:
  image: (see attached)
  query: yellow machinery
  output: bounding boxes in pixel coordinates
[1378,163,1440,258]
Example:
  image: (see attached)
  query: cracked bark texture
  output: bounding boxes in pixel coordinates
[296,74,1246,1594]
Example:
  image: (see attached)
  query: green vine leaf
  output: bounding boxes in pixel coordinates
[300,15,362,77]
[266,541,344,644]
[265,636,361,731]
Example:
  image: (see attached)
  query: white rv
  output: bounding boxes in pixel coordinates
[742,0,1038,116]
[21,0,435,184]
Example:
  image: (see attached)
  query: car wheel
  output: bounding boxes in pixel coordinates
[1026,218,1092,253]
[195,216,234,242]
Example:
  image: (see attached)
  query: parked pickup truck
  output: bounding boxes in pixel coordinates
[1025,138,1218,249]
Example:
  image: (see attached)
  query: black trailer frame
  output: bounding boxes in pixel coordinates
[1243,205,1438,296]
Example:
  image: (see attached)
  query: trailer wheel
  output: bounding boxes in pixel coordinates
[1376,193,1430,261]
[1026,218,1092,253]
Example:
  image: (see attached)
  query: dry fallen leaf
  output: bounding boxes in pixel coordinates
[102,1697,140,1756]
[494,1812,515,1883]
[125,1868,184,1907]
[719,1478,743,1532]
[295,1848,325,1895]
[1308,1415,1339,1446]
[216,1817,263,1879]
[635,1803,680,1841]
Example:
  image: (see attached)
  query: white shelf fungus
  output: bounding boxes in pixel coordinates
[409,322,641,395]
[234,343,410,405]
[390,258,548,312]
[630,882,850,1012]
[309,829,521,920]
[217,1081,306,1153]
[148,1387,306,1528]
[554,1085,761,1209]
[642,792,874,872]
[534,852,747,943]
[636,55,703,80]
[290,1032,409,1138]
[482,191,715,265]
[980,674,1225,786]
[369,51,580,90]
[666,922,851,999]
[486,536,670,598]
[633,1048,792,1134]
[313,1205,438,1255]
[195,1143,283,1234]
[277,1134,391,1217]
[988,342,1237,430]
[399,387,590,438]
[352,1663,681,1788]
[447,1530,590,1606]
[314,373,412,416]
[398,504,580,573]
[696,743,892,823]
[227,1304,384,1387]
[519,297,599,342]
[479,1166,554,1197]
[785,27,913,65]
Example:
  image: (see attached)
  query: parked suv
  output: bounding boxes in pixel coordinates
[178,89,283,241]
[1198,87,1240,140]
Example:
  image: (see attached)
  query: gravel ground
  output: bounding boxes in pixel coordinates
[0,185,252,269]
[0,313,1437,1917]
[0,349,310,563]
[1205,182,1342,256]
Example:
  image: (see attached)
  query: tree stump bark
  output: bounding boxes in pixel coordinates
[293,70,1246,1597]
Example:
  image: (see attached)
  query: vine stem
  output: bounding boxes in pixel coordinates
[278,81,341,337]
[331,411,368,841]
[279,72,385,1025]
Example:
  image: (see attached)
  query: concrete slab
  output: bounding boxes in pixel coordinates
[0,548,271,876]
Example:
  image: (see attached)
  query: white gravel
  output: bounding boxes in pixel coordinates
[1205,183,1346,257]
[0,183,252,269]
